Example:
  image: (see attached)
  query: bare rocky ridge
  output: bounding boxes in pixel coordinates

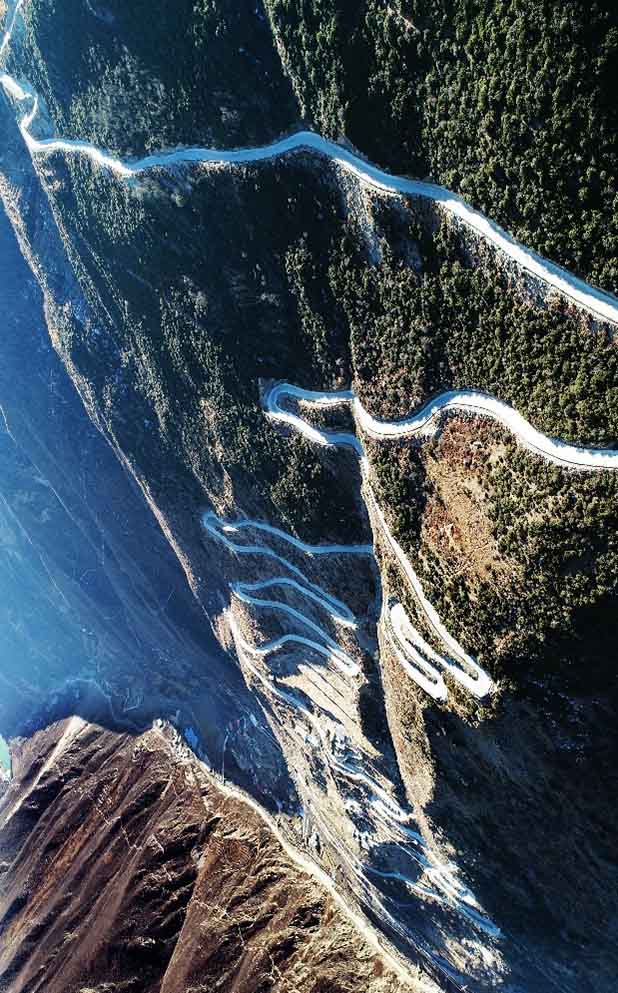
[0,719,427,993]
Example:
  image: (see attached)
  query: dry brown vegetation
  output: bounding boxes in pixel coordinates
[420,418,520,593]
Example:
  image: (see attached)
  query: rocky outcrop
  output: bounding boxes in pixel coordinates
[0,719,425,993]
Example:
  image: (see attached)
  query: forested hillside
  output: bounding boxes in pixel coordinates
[265,0,618,289]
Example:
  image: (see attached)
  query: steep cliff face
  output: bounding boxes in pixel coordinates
[1,1,618,991]
[0,719,424,993]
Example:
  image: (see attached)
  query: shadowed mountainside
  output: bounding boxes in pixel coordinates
[0,203,294,814]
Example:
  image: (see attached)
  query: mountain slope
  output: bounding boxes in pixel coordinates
[0,1,617,990]
[0,718,425,993]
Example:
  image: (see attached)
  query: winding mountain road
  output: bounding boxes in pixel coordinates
[227,606,497,942]
[264,379,618,698]
[203,511,365,676]
[7,3,608,984]
[266,384,498,698]
[266,382,618,471]
[2,0,618,326]
[203,511,498,941]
